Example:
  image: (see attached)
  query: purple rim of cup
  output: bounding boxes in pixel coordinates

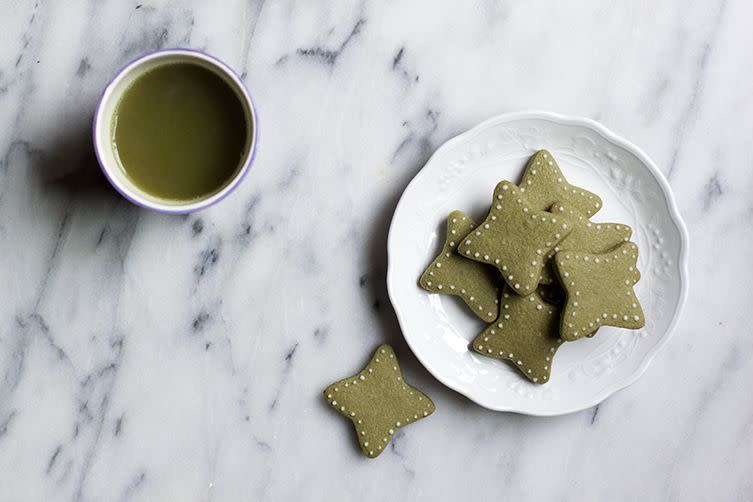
[92,48,258,214]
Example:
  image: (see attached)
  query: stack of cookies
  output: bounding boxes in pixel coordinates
[419,150,644,384]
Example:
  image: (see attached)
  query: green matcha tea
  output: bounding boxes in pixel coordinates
[113,62,248,201]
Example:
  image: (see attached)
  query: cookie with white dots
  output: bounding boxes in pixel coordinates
[456,181,572,296]
[554,241,645,341]
[323,345,435,459]
[419,211,501,320]
[519,150,602,217]
[538,201,633,284]
[471,289,564,384]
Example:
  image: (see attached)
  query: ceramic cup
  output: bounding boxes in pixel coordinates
[93,49,257,213]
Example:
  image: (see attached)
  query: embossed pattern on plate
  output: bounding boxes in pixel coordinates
[387,112,689,415]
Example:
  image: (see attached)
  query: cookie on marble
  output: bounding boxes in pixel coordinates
[519,150,602,217]
[471,289,564,384]
[456,181,572,296]
[419,211,501,320]
[538,201,633,284]
[554,241,645,341]
[323,344,435,459]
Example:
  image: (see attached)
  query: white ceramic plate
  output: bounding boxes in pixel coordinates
[387,111,689,416]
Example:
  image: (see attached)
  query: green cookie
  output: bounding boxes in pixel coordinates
[554,241,645,341]
[471,289,564,384]
[519,150,602,217]
[456,181,572,296]
[538,201,633,284]
[323,345,435,459]
[419,211,501,320]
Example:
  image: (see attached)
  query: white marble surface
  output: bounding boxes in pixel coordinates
[0,1,751,500]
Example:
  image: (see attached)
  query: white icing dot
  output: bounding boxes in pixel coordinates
[536,304,542,310]
[359,375,365,381]
[474,252,480,257]
[623,315,629,321]
[633,315,640,321]
[465,240,471,245]
[483,255,489,260]
[502,185,509,190]
[332,400,337,406]
[396,421,401,427]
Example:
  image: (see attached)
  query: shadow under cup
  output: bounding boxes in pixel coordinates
[93,49,257,214]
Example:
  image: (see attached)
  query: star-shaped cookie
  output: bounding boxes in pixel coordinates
[538,201,633,284]
[519,150,602,217]
[323,345,435,459]
[471,289,564,384]
[419,210,501,320]
[554,241,645,341]
[456,181,572,296]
